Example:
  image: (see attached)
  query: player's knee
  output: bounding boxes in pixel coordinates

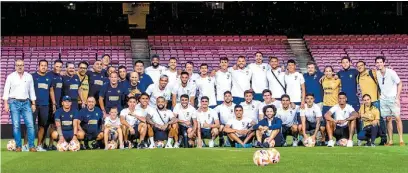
[386,116,392,121]
[77,131,85,140]
[51,131,58,140]
[139,122,147,129]
[211,128,219,135]
[97,132,104,140]
[171,123,178,129]
[291,126,298,132]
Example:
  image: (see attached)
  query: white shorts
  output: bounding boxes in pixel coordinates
[380,98,400,117]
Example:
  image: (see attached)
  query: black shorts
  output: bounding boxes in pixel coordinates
[179,125,191,136]
[82,125,101,140]
[281,125,294,137]
[305,121,317,132]
[200,128,212,139]
[153,127,168,141]
[128,124,140,138]
[48,105,56,125]
[33,105,49,127]
[334,125,349,140]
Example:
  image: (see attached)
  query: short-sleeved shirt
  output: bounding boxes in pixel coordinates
[145,84,172,106]
[304,72,324,103]
[322,78,341,106]
[248,63,270,94]
[188,73,200,87]
[137,73,154,93]
[172,82,196,104]
[145,66,167,84]
[376,68,401,100]
[329,104,355,127]
[32,72,52,106]
[230,67,252,98]
[358,70,379,102]
[240,100,261,123]
[276,106,299,127]
[121,81,141,99]
[300,104,322,123]
[104,116,121,127]
[148,108,174,125]
[195,76,217,106]
[215,70,232,101]
[48,71,63,107]
[135,104,152,117]
[226,117,253,131]
[196,108,219,129]
[120,108,145,126]
[62,75,81,101]
[162,69,179,91]
[77,72,89,104]
[173,103,197,122]
[79,107,103,132]
[55,108,79,131]
[284,72,305,103]
[99,83,125,110]
[87,71,106,99]
[214,103,236,124]
[359,105,380,127]
[266,68,285,99]
[338,68,359,103]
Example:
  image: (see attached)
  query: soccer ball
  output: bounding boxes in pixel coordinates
[68,140,80,152]
[57,141,69,152]
[107,141,118,150]
[304,137,316,147]
[337,138,348,147]
[266,148,281,164]
[7,140,16,151]
[253,150,271,166]
[156,141,164,148]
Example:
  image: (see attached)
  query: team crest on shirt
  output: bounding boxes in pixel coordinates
[313,75,317,79]
[207,114,210,119]
[75,78,78,82]
[246,70,249,75]
[295,75,298,80]
[263,66,266,70]
[226,74,230,79]
[349,74,353,78]
[117,90,121,93]
[163,113,167,119]
[230,109,233,113]
[252,105,255,109]
[208,78,211,82]
[160,69,163,74]
[242,122,245,127]
[70,114,73,118]
[187,112,190,116]
[46,78,49,81]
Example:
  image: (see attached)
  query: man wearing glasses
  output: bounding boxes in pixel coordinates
[77,61,89,109]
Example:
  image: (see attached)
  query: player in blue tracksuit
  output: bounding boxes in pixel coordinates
[87,60,106,105]
[132,60,153,93]
[63,62,81,111]
[303,62,324,105]
[253,104,285,148]
[78,96,104,149]
[31,59,53,151]
[99,72,126,116]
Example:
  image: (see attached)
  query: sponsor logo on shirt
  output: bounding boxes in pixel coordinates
[56,83,63,88]
[38,83,48,89]
[70,84,79,90]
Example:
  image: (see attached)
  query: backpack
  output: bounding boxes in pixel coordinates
[356,69,381,98]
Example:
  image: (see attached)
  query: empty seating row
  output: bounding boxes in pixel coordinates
[1,36,131,47]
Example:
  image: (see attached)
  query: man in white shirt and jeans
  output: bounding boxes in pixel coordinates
[375,56,404,146]
[3,59,37,152]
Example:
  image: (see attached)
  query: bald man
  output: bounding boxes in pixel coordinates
[122,72,141,101]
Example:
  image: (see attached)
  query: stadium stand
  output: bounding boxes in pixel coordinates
[305,34,408,120]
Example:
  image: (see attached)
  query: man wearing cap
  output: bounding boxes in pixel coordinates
[145,55,167,85]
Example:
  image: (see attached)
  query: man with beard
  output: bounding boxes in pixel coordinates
[184,61,200,87]
[224,105,256,148]
[87,60,106,104]
[215,57,232,105]
[172,72,196,108]
[145,55,167,84]
[99,72,125,117]
[230,56,252,105]
[77,61,89,109]
[258,89,281,121]
[240,90,261,124]
[248,52,270,102]
[214,91,235,147]
[173,94,198,148]
[47,60,64,150]
[163,57,179,91]
[62,62,81,111]
[77,96,104,149]
[133,60,153,93]
[145,75,172,107]
[195,63,217,109]
[266,56,286,100]
[122,72,141,101]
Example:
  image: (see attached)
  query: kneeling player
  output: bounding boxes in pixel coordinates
[357,94,380,147]
[196,96,220,148]
[276,94,300,147]
[223,105,255,148]
[254,105,284,148]
[77,96,104,149]
[103,107,124,150]
[324,92,359,147]
[146,96,179,148]
[120,96,147,149]
[299,94,323,146]
[50,96,84,146]
[173,94,198,148]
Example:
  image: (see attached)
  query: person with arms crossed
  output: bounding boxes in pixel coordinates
[258,89,281,121]
[324,92,359,147]
[276,94,300,147]
[196,96,220,148]
[223,105,256,148]
[145,55,167,84]
[253,105,285,148]
[173,94,198,148]
[171,71,196,108]
[77,61,89,109]
[214,91,236,147]
[375,56,404,146]
[3,59,37,152]
[299,93,324,146]
[357,94,380,147]
[62,62,81,111]
[103,107,124,150]
[120,96,148,149]
[303,61,324,108]
[133,60,154,93]
[77,96,104,150]
[99,72,126,116]
[240,90,261,124]
[230,56,252,105]
[215,57,232,105]
[145,74,172,107]
[266,56,285,100]
[195,63,217,109]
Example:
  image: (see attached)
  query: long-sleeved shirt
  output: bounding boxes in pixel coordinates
[3,71,36,101]
[253,117,282,130]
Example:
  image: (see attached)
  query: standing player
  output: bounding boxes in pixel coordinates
[173,94,198,148]
[62,62,81,111]
[224,105,256,148]
[87,60,106,104]
[171,72,196,108]
[196,96,220,148]
[248,52,270,101]
[184,61,200,86]
[215,57,232,105]
[31,60,53,151]
[77,61,89,109]
[145,75,172,107]
[118,66,128,83]
[214,91,236,147]
[258,89,281,121]
[254,105,285,148]
[324,92,359,147]
[146,97,179,148]
[99,72,125,116]
[303,62,324,107]
[195,63,217,108]
[322,66,341,117]
[163,57,179,91]
[230,56,252,105]
[145,55,167,84]
[299,94,323,145]
[120,96,147,149]
[337,57,360,112]
[276,94,300,147]
[240,90,261,124]
[77,96,104,150]
[103,107,124,150]
[375,56,404,146]
[357,94,380,147]
[284,59,305,107]
[266,56,285,100]
[101,54,111,77]
[47,60,64,150]
[133,60,153,93]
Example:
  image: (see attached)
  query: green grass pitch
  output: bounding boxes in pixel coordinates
[1,136,408,173]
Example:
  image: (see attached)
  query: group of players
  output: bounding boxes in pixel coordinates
[5,52,405,151]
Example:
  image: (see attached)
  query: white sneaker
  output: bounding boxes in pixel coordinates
[209,140,214,148]
[173,142,180,148]
[148,144,155,149]
[346,140,353,147]
[165,143,173,148]
[36,145,47,152]
[292,140,298,147]
[22,144,29,152]
[327,140,335,147]
[357,140,362,146]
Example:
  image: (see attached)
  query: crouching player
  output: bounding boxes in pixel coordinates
[223,105,255,148]
[120,96,147,149]
[254,105,284,148]
[103,107,124,150]
[299,94,323,146]
[357,94,380,147]
[173,94,198,148]
[324,92,359,147]
[77,96,104,149]
[276,94,300,147]
[50,96,84,147]
[146,96,179,148]
[196,96,220,148]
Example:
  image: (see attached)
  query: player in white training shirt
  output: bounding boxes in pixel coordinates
[248,52,270,101]
[171,71,196,108]
[162,57,179,91]
[224,105,256,148]
[184,61,200,87]
[258,89,281,121]
[145,75,172,107]
[283,59,305,108]
[230,56,252,105]
[173,94,198,148]
[240,90,261,123]
[146,97,179,148]
[145,55,167,84]
[214,91,235,147]
[195,63,217,108]
[135,93,152,148]
[103,107,124,150]
[324,92,359,147]
[196,96,220,148]
[215,57,232,105]
[266,56,285,100]
[299,93,323,145]
[120,97,147,149]
[276,94,300,147]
